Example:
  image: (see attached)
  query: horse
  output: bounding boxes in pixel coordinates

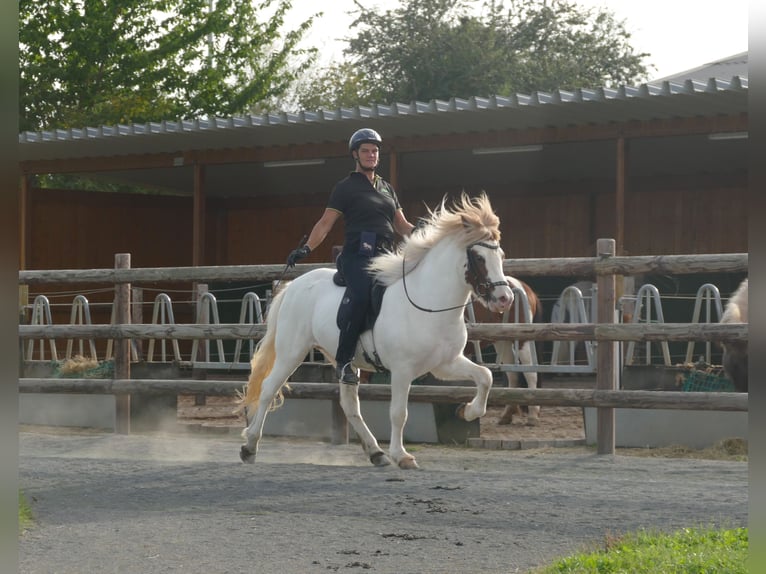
[466,278,543,425]
[238,192,513,469]
[720,278,748,392]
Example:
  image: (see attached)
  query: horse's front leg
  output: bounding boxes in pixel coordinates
[388,372,419,469]
[339,382,391,467]
[495,340,522,425]
[497,341,540,426]
[431,355,494,421]
[516,341,540,425]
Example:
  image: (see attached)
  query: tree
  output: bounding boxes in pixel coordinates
[293,61,377,111]
[296,0,650,108]
[19,0,319,132]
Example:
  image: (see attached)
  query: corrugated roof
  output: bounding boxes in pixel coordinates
[651,52,748,83]
[19,70,748,163]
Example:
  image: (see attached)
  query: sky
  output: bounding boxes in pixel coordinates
[286,0,749,82]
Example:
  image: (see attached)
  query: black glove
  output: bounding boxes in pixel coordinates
[286,245,311,267]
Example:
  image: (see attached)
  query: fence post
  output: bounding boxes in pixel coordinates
[114,253,131,434]
[596,239,616,454]
[193,284,209,407]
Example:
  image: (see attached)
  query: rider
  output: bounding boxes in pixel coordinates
[286,128,416,384]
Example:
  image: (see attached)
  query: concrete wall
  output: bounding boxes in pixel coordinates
[584,407,747,449]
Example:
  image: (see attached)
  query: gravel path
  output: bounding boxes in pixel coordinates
[19,428,747,574]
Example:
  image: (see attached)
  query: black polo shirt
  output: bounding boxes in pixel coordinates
[327,172,401,242]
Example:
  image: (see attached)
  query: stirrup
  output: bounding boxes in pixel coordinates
[336,362,359,385]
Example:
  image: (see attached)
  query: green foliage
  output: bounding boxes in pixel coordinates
[19,491,33,532]
[294,61,378,111]
[35,173,185,194]
[297,0,650,108]
[19,0,319,132]
[534,526,748,574]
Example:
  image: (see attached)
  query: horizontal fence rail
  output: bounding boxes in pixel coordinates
[18,245,749,455]
[18,252,747,285]
[18,322,748,342]
[17,380,748,412]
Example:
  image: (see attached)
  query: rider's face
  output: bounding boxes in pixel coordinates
[355,143,379,170]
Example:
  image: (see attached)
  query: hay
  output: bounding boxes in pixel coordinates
[54,356,114,379]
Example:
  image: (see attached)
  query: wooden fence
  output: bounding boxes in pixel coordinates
[18,240,748,454]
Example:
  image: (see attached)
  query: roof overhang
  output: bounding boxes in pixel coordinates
[19,76,748,198]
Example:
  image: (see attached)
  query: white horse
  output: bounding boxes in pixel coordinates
[238,192,513,469]
[721,278,748,392]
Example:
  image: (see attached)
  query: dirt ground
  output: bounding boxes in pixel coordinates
[176,396,585,440]
[18,426,749,574]
[479,405,585,441]
[175,395,747,462]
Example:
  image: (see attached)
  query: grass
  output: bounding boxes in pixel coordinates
[18,490,34,533]
[617,438,748,462]
[531,526,748,574]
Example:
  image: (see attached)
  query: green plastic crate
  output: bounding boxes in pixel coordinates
[681,368,736,392]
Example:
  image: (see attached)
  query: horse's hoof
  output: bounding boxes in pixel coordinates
[525,418,540,427]
[370,451,392,467]
[398,457,420,470]
[240,445,256,464]
[455,403,467,420]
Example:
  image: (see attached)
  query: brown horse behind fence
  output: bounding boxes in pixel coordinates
[466,277,543,425]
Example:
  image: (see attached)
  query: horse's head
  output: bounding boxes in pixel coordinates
[465,240,513,314]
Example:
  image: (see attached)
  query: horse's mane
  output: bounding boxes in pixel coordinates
[369,191,501,287]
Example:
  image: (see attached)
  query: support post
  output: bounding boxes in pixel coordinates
[19,174,30,271]
[388,148,399,193]
[193,164,206,267]
[114,253,131,434]
[596,239,617,454]
[615,137,626,256]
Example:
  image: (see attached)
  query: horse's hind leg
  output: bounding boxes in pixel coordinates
[240,356,302,463]
[339,383,391,466]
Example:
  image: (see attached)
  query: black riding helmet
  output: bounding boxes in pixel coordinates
[348,128,382,157]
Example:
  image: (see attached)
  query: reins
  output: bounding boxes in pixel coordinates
[238,234,308,357]
[401,240,507,313]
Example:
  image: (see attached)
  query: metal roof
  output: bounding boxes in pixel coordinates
[19,74,748,163]
[652,52,748,83]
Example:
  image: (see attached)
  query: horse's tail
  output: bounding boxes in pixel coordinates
[237,286,288,412]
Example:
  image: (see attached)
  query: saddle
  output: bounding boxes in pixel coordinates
[333,271,387,333]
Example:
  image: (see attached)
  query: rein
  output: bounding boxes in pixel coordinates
[401,240,507,313]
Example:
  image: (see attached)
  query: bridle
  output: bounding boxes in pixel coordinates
[402,240,509,313]
[465,241,511,302]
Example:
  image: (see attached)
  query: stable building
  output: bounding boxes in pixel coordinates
[19,52,748,322]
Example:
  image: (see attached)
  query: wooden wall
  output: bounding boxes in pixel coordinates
[26,174,747,272]
[21,175,746,343]
[25,189,199,332]
[28,188,194,270]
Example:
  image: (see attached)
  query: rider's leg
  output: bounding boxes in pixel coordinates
[335,251,373,384]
